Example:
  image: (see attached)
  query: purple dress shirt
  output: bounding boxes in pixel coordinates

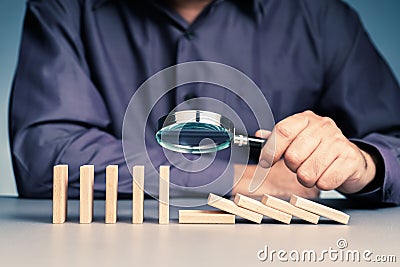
[9,0,400,204]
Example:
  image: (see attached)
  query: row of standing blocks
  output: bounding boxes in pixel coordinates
[53,164,169,224]
[53,165,350,225]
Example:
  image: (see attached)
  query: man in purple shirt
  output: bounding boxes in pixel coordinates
[9,0,400,204]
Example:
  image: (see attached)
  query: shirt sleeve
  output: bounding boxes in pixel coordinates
[9,0,233,198]
[312,0,400,205]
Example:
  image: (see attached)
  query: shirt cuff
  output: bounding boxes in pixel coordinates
[346,137,400,205]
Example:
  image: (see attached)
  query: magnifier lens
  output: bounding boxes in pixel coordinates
[156,121,232,154]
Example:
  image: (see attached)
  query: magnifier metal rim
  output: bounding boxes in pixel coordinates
[158,110,235,133]
[156,110,235,153]
[158,140,232,154]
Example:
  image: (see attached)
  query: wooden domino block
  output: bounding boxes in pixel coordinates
[234,194,292,224]
[53,165,68,224]
[105,165,118,224]
[132,166,144,224]
[290,195,350,224]
[80,165,94,224]
[179,210,235,224]
[261,194,320,224]
[159,166,170,224]
[207,193,263,223]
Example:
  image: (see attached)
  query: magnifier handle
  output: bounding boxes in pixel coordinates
[233,135,267,150]
[248,136,267,150]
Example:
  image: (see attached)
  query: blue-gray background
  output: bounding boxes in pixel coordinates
[0,0,399,196]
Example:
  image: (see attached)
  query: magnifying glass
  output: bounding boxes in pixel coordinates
[155,110,267,154]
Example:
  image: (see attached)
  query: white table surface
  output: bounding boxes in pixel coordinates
[0,197,399,267]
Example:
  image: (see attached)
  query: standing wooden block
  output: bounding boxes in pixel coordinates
[105,165,118,224]
[234,194,292,224]
[132,165,144,224]
[159,166,170,224]
[290,195,350,224]
[207,193,263,224]
[80,165,94,224]
[261,194,320,224]
[53,165,68,224]
[179,210,235,224]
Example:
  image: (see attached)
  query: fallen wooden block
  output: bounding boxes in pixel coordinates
[159,166,170,224]
[261,194,319,224]
[207,193,263,224]
[234,194,292,224]
[80,165,94,224]
[132,166,144,224]
[53,165,68,224]
[105,165,118,224]
[179,210,235,224]
[290,195,350,224]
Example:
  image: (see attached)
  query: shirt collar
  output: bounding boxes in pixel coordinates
[253,0,266,16]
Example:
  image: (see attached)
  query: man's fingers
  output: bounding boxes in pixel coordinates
[315,157,355,191]
[259,112,310,168]
[284,118,339,172]
[254,130,272,169]
[257,110,373,194]
[283,125,323,172]
[295,139,340,187]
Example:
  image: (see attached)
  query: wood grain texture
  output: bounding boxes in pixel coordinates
[132,166,144,224]
[234,194,292,224]
[207,193,263,224]
[261,194,320,224]
[159,166,170,224]
[105,165,118,224]
[179,210,235,224]
[290,195,350,224]
[53,165,68,224]
[80,165,94,224]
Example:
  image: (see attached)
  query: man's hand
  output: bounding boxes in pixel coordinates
[232,161,320,199]
[257,110,376,194]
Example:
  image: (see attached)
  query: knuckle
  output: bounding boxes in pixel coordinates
[340,146,358,162]
[302,110,315,117]
[319,178,339,191]
[275,123,292,139]
[332,133,344,142]
[320,116,336,128]
[316,179,333,191]
[343,150,356,162]
[348,156,362,171]
[297,167,316,187]
[284,150,302,167]
[317,173,343,191]
[329,135,347,151]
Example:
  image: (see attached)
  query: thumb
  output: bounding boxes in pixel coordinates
[255,129,271,139]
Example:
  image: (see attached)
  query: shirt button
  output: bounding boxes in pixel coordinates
[184,31,195,40]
